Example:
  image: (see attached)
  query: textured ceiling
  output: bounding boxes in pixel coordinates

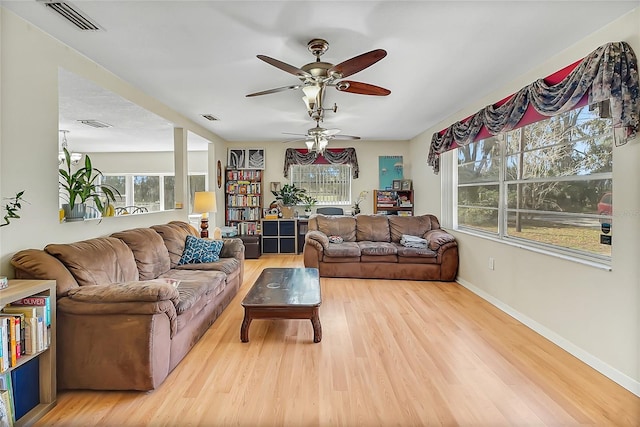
[3,1,638,152]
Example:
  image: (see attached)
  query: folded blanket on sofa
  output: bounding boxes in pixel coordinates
[401,234,428,248]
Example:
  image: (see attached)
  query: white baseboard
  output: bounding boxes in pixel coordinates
[456,278,640,397]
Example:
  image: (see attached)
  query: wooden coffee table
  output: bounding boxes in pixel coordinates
[241,267,322,343]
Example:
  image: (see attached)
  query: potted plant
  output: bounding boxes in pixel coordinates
[1,191,25,227]
[59,148,121,221]
[300,194,317,216]
[352,190,368,215]
[271,183,307,219]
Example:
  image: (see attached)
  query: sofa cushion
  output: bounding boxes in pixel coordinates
[175,257,241,275]
[111,228,171,280]
[356,215,390,242]
[357,241,397,256]
[178,236,223,265]
[158,270,226,316]
[324,241,361,257]
[45,237,139,287]
[151,222,198,268]
[395,244,438,258]
[388,215,433,243]
[316,215,357,242]
[11,249,79,297]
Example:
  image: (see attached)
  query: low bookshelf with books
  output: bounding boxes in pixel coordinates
[373,189,414,216]
[225,168,263,236]
[0,279,55,427]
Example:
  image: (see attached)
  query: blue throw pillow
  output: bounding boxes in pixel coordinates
[178,235,224,265]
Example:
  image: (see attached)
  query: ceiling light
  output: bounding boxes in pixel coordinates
[305,140,314,151]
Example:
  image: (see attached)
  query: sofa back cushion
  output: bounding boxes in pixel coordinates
[356,215,390,242]
[111,228,171,280]
[11,249,80,297]
[315,215,357,242]
[151,221,198,268]
[45,237,139,286]
[388,215,434,243]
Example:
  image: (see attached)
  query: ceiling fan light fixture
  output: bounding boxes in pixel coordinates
[302,95,315,111]
[305,140,315,151]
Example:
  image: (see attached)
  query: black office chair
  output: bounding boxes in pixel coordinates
[316,207,344,215]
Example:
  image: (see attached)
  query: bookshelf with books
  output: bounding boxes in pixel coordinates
[225,168,263,236]
[373,189,414,216]
[0,279,56,427]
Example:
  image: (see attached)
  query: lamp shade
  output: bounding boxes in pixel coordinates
[193,191,217,215]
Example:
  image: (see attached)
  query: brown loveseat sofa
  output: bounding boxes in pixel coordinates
[10,221,244,391]
[303,214,458,281]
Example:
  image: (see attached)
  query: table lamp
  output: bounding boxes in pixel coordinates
[193,191,217,238]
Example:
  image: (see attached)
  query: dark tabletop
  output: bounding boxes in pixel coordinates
[242,268,321,307]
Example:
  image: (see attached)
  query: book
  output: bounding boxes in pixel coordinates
[0,373,14,425]
[23,318,37,355]
[0,318,16,367]
[10,296,50,327]
[0,389,12,427]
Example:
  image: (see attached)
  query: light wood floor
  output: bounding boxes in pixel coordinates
[37,255,639,426]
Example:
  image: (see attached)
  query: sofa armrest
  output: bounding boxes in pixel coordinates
[306,230,329,251]
[66,280,180,304]
[220,238,245,260]
[425,229,457,251]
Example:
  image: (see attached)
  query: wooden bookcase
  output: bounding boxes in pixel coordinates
[225,168,263,235]
[373,189,414,216]
[0,279,56,427]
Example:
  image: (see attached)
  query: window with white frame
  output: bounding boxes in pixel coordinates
[290,164,352,205]
[99,173,206,213]
[456,104,613,261]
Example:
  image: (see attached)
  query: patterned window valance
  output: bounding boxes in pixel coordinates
[283,148,359,178]
[428,41,639,173]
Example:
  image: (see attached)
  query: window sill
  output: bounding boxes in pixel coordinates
[452,227,612,271]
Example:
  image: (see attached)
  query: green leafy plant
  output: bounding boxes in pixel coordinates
[1,190,25,227]
[271,183,307,206]
[300,194,317,211]
[59,148,121,213]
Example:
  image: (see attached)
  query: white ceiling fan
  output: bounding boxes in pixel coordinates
[282,121,360,154]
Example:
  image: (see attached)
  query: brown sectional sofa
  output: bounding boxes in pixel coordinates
[10,221,244,391]
[303,214,458,281]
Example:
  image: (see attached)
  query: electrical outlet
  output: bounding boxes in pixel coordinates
[488,257,495,270]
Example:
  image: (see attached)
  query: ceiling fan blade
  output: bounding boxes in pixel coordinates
[246,85,302,97]
[282,132,308,136]
[281,138,310,144]
[328,49,387,78]
[335,80,391,96]
[322,128,341,136]
[257,55,312,78]
[332,134,361,140]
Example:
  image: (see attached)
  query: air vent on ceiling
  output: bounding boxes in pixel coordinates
[39,1,101,31]
[201,114,220,122]
[78,119,111,128]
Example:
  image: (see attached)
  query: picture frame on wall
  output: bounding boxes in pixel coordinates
[227,148,266,169]
[392,180,402,190]
[401,179,413,191]
[227,149,245,169]
[247,148,265,169]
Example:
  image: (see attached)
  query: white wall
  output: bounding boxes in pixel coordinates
[0,9,226,274]
[225,139,411,216]
[410,9,640,393]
